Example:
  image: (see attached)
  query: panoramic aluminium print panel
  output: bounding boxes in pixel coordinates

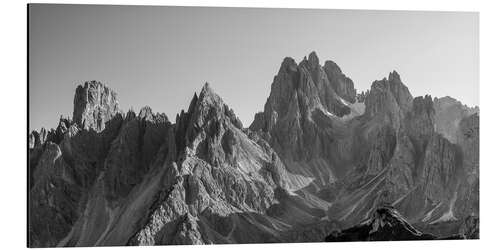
[28,4,479,247]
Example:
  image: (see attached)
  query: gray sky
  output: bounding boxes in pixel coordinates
[29,4,479,130]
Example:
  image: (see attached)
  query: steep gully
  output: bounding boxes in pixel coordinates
[28,52,479,246]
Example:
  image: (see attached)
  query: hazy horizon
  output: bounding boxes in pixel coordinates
[29,4,479,131]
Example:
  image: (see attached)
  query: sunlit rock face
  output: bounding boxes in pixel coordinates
[29,52,479,247]
[250,52,362,191]
[30,81,332,247]
[433,96,478,143]
[363,71,413,131]
[73,81,120,132]
[323,60,356,103]
[322,70,478,239]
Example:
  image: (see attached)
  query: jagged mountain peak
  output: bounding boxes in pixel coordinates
[364,71,413,120]
[324,60,342,75]
[412,95,435,116]
[174,83,244,151]
[307,51,320,67]
[29,52,479,247]
[72,80,120,132]
[200,81,213,95]
[249,52,360,188]
[137,106,169,124]
[189,83,242,127]
[388,70,401,82]
[297,51,321,71]
[138,106,153,119]
[198,82,223,106]
[323,60,356,103]
[433,95,476,114]
[278,57,298,74]
[434,95,458,104]
[180,82,223,114]
[254,52,356,127]
[125,108,137,120]
[372,71,405,90]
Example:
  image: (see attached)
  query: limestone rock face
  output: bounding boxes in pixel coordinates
[420,133,460,203]
[364,125,397,176]
[29,82,124,247]
[434,96,478,143]
[454,113,479,220]
[73,81,120,132]
[457,113,479,177]
[103,107,170,201]
[250,52,360,190]
[364,71,413,130]
[29,89,124,247]
[324,70,477,236]
[404,95,436,153]
[30,82,335,247]
[356,90,369,103]
[29,142,82,247]
[29,52,479,246]
[29,128,47,148]
[130,83,291,245]
[324,60,356,103]
[383,134,416,199]
[458,215,479,239]
[250,52,354,133]
[324,73,417,214]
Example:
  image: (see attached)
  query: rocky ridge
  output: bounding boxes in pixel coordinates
[30,81,334,247]
[433,96,478,143]
[250,52,360,191]
[29,52,479,246]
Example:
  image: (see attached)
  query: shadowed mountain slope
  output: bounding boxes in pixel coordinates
[29,52,479,246]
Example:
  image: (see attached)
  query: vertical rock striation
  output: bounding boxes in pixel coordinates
[73,81,120,132]
[323,60,356,103]
[129,83,300,245]
[433,96,478,143]
[250,52,360,190]
[29,52,479,246]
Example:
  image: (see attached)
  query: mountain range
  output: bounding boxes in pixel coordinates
[28,52,479,247]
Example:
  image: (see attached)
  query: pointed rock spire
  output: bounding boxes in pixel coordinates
[307,51,320,67]
[365,71,413,119]
[388,70,401,82]
[196,82,225,109]
[179,83,243,135]
[323,60,356,103]
[138,106,153,120]
[200,82,212,95]
[278,57,298,74]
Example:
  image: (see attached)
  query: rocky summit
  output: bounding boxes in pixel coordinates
[28,52,479,247]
